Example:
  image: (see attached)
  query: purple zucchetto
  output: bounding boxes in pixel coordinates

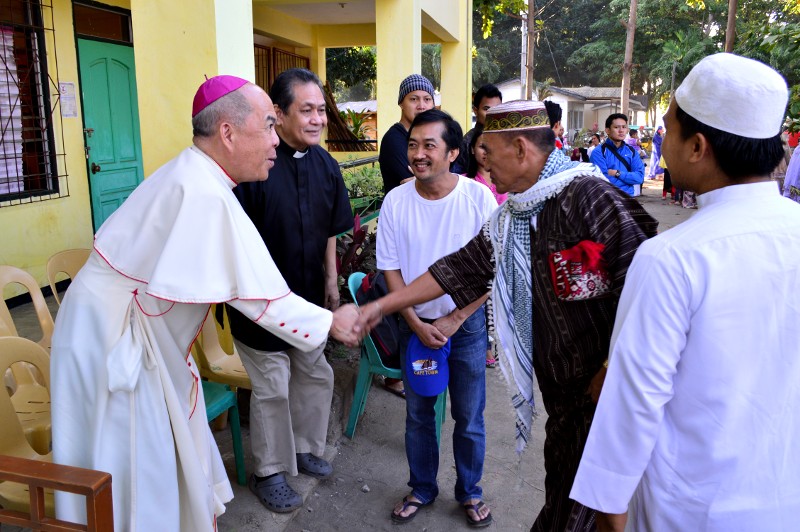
[192,75,249,117]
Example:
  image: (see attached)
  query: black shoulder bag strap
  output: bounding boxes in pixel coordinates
[601,143,633,172]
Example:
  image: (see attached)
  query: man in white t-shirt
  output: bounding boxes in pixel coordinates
[377,109,497,526]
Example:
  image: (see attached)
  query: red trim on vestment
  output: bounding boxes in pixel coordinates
[186,305,210,419]
[201,150,238,186]
[93,245,148,284]
[189,371,199,419]
[254,291,293,322]
[97,241,294,304]
[185,306,210,362]
[133,288,175,317]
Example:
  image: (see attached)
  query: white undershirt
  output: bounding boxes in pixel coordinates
[377,175,496,318]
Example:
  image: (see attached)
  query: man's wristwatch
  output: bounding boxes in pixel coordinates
[602,359,609,369]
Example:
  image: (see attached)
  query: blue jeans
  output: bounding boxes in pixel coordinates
[399,306,487,504]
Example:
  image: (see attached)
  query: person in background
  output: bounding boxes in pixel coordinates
[466,124,507,206]
[379,74,436,193]
[571,52,800,532]
[681,188,697,208]
[586,133,601,159]
[782,140,800,203]
[649,126,664,178]
[788,128,799,154]
[544,101,564,150]
[452,84,503,174]
[465,123,505,370]
[625,128,642,152]
[590,113,645,196]
[660,154,674,202]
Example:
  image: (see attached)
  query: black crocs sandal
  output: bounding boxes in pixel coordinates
[391,495,431,524]
[464,501,493,528]
[248,473,303,513]
[296,452,333,478]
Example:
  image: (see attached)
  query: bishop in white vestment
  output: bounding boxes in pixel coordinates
[51,78,358,531]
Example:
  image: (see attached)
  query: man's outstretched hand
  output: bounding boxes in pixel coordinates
[354,301,383,337]
[330,304,360,347]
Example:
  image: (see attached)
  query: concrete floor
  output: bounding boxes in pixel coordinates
[3,178,693,532]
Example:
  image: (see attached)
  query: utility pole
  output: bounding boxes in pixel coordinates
[725,0,738,52]
[526,0,535,100]
[621,0,638,120]
[670,60,677,98]
[521,15,528,99]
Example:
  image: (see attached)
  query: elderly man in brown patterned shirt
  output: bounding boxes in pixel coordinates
[356,100,657,532]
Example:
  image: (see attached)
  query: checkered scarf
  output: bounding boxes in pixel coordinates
[489,149,599,452]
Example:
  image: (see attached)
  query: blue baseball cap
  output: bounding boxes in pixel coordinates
[405,333,450,397]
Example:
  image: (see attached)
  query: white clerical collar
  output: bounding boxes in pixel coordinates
[293,149,308,159]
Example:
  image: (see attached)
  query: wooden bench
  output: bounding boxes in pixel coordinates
[0,455,112,531]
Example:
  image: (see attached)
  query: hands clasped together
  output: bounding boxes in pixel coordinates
[328,302,384,347]
[328,302,467,350]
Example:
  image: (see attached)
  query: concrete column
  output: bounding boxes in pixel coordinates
[375,0,421,142]
[215,0,255,80]
[303,29,327,83]
[440,0,472,132]
[131,0,253,174]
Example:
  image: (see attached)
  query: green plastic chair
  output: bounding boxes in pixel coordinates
[202,380,246,486]
[345,272,447,443]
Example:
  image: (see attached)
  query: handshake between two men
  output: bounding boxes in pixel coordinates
[328,301,392,347]
[328,271,447,348]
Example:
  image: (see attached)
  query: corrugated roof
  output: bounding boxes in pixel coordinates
[555,86,623,99]
[337,94,442,114]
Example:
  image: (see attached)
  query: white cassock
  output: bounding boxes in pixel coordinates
[570,182,800,531]
[51,146,332,531]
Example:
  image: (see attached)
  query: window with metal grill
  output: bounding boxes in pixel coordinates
[0,0,67,205]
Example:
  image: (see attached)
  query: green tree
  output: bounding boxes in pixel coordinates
[472,46,503,90]
[422,44,442,90]
[471,8,523,89]
[326,47,377,101]
[473,0,799,121]
[474,0,621,88]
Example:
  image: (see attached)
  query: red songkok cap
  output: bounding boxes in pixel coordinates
[192,75,249,117]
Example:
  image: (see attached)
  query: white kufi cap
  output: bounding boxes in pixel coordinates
[674,53,788,139]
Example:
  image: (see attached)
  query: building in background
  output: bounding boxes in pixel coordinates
[0,0,473,300]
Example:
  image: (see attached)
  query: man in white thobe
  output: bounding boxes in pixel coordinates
[570,54,800,531]
[50,76,359,532]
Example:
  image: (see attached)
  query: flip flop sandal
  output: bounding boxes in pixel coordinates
[464,501,493,528]
[391,496,431,524]
[382,381,407,399]
[248,473,303,513]
[485,357,498,368]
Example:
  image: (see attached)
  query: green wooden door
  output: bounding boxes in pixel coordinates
[78,39,144,230]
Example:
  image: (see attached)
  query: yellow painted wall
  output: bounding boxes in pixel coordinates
[99,0,130,8]
[216,0,256,81]
[253,4,314,48]
[131,0,219,175]
[375,0,421,142]
[0,0,94,296]
[421,0,458,42]
[315,24,375,48]
[439,0,472,130]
